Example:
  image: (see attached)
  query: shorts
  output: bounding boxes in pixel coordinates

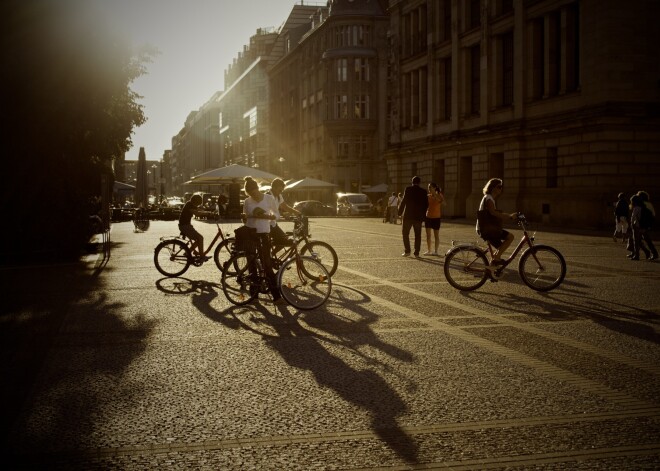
[482,229,510,248]
[179,224,202,242]
[425,217,441,230]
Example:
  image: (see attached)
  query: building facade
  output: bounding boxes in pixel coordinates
[386,0,660,228]
[269,0,390,192]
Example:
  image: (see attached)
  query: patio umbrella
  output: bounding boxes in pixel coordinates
[362,183,388,193]
[134,148,149,207]
[113,181,135,194]
[185,164,280,185]
[285,177,336,190]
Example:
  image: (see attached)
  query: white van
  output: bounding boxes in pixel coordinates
[336,193,374,216]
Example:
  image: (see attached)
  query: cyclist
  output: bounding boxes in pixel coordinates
[242,176,285,305]
[178,193,206,260]
[476,178,517,265]
[269,177,301,249]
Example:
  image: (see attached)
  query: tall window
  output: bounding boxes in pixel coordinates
[468,0,481,30]
[470,45,481,115]
[354,95,370,119]
[528,2,580,100]
[501,31,514,106]
[335,95,348,119]
[355,136,368,158]
[546,147,558,188]
[355,58,370,81]
[335,58,348,82]
[489,153,504,179]
[337,137,349,159]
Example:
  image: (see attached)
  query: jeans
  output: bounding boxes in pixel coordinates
[402,219,423,255]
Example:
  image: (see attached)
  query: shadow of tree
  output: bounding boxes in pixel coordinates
[0,260,156,459]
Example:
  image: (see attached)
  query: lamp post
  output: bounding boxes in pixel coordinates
[278,157,285,177]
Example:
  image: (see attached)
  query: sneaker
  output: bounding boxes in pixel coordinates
[423,251,431,255]
[432,252,439,256]
[402,252,410,257]
[414,253,420,258]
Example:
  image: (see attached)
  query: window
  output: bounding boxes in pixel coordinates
[470,45,481,115]
[489,153,504,179]
[501,31,514,106]
[335,95,348,119]
[355,95,369,119]
[546,147,558,188]
[244,107,257,137]
[468,0,481,30]
[335,58,348,82]
[355,136,368,158]
[355,58,370,81]
[337,137,349,159]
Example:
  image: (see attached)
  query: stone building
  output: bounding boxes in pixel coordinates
[269,0,390,192]
[385,0,660,228]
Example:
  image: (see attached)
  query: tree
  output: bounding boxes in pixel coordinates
[0,0,155,261]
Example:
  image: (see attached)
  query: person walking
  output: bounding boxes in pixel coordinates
[637,190,658,261]
[424,182,444,256]
[387,192,399,224]
[398,176,428,257]
[613,192,629,243]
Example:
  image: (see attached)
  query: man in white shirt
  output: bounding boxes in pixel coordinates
[387,192,399,224]
[269,178,301,248]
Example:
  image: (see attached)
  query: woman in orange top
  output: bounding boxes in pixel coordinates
[424,182,444,255]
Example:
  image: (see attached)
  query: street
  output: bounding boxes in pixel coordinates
[2,217,660,469]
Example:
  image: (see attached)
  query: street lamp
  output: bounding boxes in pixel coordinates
[278,157,285,177]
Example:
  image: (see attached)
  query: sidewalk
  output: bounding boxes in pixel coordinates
[2,218,659,469]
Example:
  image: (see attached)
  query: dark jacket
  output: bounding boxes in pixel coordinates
[398,184,428,221]
[614,198,629,219]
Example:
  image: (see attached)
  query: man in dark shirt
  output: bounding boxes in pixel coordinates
[178,193,205,259]
[398,176,428,257]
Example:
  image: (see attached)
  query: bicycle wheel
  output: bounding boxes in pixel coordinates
[278,256,331,310]
[221,253,259,305]
[154,239,191,277]
[299,241,338,277]
[443,246,489,291]
[214,238,236,272]
[518,245,566,292]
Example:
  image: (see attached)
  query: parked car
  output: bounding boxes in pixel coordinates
[293,200,335,216]
[336,193,374,216]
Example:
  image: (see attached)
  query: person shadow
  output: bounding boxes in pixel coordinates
[263,306,420,464]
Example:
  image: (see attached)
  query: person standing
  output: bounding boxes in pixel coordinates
[269,177,300,249]
[613,192,629,243]
[424,182,444,256]
[387,192,399,224]
[242,177,285,304]
[398,176,428,257]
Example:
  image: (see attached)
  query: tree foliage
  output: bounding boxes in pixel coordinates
[1,0,155,261]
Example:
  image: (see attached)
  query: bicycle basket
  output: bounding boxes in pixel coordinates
[234,225,258,252]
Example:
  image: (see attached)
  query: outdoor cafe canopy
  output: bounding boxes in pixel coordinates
[184,164,281,186]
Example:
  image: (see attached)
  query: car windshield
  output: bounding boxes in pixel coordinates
[347,194,369,204]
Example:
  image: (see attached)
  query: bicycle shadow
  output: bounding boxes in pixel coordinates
[459,288,660,345]
[186,281,420,464]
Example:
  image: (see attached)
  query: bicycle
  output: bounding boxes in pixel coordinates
[443,213,566,292]
[133,208,150,232]
[221,227,332,310]
[153,221,234,277]
[217,215,338,277]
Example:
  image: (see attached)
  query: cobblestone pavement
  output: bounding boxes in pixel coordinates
[2,217,659,469]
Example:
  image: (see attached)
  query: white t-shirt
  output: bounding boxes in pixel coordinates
[388,195,398,207]
[244,193,278,234]
[270,192,285,227]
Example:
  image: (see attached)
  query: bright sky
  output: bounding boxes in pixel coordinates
[100,0,309,161]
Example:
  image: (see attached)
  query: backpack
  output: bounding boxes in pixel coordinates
[640,204,655,229]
